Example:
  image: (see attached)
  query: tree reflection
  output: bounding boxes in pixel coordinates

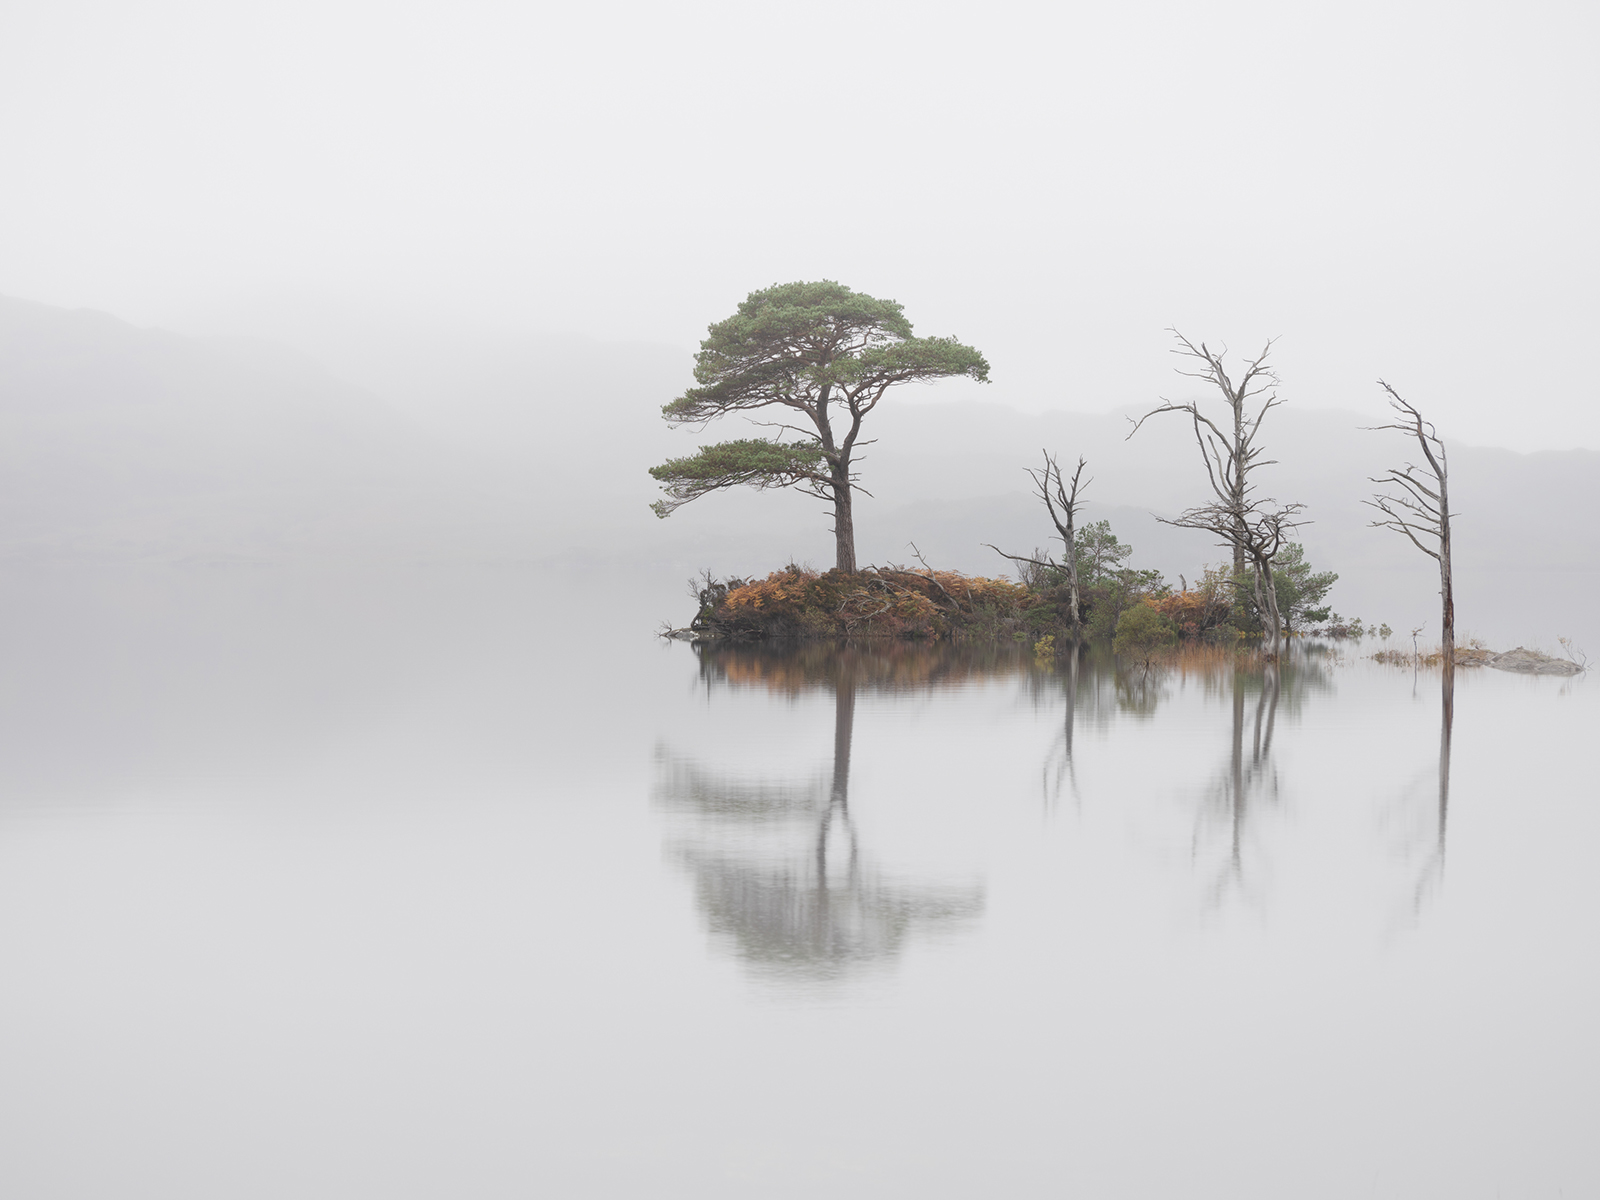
[1388,670,1454,920]
[1042,642,1082,808]
[1192,660,1282,909]
[654,643,986,983]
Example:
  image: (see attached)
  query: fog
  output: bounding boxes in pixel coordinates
[4,8,1600,1194]
[3,291,1596,651]
[3,0,1597,450]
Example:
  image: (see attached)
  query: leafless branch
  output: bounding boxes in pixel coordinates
[1366,381,1455,664]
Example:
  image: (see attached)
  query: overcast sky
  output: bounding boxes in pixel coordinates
[2,0,1596,449]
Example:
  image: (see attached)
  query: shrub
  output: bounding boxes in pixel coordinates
[1113,603,1178,658]
[1150,564,1235,639]
[700,565,1036,641]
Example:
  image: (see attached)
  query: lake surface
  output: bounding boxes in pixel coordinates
[0,565,1594,1198]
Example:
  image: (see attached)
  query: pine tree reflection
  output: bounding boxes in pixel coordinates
[655,643,987,983]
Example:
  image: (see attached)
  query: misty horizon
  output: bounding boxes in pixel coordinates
[2,4,1595,1196]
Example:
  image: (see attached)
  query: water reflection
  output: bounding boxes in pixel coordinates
[657,637,1462,977]
[1032,643,1336,912]
[1193,662,1281,908]
[1389,671,1455,919]
[1428,673,1454,901]
[654,643,991,983]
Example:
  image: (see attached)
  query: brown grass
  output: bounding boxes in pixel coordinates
[707,564,1038,641]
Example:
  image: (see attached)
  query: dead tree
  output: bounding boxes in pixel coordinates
[1366,382,1454,676]
[1167,497,1305,658]
[985,451,1089,630]
[1129,332,1301,652]
[1129,332,1283,578]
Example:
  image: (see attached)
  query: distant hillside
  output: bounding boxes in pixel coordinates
[0,296,523,561]
[3,295,1595,631]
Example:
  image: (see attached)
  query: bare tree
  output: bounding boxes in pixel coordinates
[1366,382,1454,676]
[1129,332,1283,578]
[985,451,1090,631]
[1165,496,1305,658]
[1128,332,1301,656]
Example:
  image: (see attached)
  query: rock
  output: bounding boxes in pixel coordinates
[1484,646,1584,676]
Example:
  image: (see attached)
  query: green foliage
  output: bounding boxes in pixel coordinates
[649,439,826,518]
[1024,520,1164,639]
[661,281,989,429]
[1112,603,1178,658]
[1073,520,1134,585]
[1022,604,1058,629]
[1033,634,1057,663]
[1317,613,1369,638]
[1083,567,1168,640]
[649,282,989,547]
[1270,543,1338,630]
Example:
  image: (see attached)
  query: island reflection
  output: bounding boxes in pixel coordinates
[656,637,1451,978]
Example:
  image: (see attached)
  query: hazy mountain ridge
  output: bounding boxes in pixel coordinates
[2,296,1594,599]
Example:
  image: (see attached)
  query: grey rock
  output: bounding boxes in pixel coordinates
[1485,647,1584,675]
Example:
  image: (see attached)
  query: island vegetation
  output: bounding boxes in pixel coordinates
[670,523,1364,650]
[648,280,988,573]
[651,282,1585,674]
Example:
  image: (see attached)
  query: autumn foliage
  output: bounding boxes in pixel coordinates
[1147,566,1236,639]
[698,565,1035,641]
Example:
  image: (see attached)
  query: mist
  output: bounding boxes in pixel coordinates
[3,0,1597,450]
[3,5,1598,1198]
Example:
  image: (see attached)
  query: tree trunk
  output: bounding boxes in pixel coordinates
[831,470,857,574]
[1254,560,1283,659]
[1065,541,1081,632]
[1233,402,1247,578]
[1438,472,1454,682]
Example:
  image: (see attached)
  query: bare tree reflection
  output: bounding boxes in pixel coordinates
[1385,670,1454,921]
[1189,659,1283,909]
[1042,641,1082,809]
[1181,646,1335,912]
[1439,673,1453,862]
[1034,641,1168,811]
[655,643,986,983]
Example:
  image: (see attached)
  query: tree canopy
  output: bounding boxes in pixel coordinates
[649,280,989,572]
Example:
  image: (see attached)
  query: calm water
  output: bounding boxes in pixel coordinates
[0,566,1594,1198]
